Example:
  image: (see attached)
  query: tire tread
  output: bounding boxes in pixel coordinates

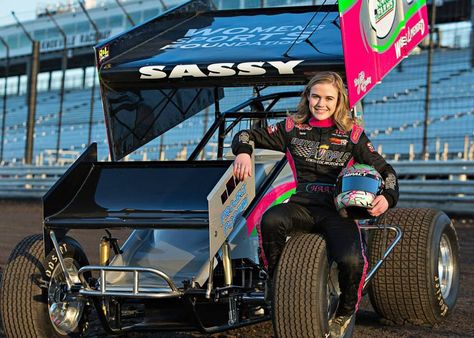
[368,208,454,325]
[273,234,327,338]
[1,234,44,338]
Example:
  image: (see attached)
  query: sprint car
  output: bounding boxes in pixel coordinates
[0,1,459,337]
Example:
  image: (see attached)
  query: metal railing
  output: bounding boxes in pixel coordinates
[394,160,474,215]
[0,161,473,215]
[0,165,65,198]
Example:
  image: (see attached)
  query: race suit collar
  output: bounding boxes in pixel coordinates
[309,116,335,127]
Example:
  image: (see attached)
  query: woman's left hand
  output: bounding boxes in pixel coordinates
[368,195,389,217]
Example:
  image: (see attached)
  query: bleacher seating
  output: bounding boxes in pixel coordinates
[0,47,473,164]
[363,47,474,159]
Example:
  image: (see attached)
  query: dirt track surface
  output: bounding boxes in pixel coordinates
[0,200,473,337]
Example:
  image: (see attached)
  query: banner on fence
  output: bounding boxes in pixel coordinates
[339,0,429,108]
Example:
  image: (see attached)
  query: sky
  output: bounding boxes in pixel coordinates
[1,0,55,26]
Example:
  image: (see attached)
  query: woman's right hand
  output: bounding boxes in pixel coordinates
[233,153,252,181]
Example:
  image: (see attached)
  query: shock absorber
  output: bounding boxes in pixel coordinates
[99,230,122,266]
[222,241,233,286]
[99,236,110,266]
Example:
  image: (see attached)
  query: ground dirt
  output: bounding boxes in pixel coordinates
[0,200,472,337]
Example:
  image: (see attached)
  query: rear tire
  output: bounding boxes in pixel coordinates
[272,233,354,338]
[1,234,90,337]
[368,208,460,325]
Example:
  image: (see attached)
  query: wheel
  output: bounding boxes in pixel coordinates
[368,208,460,325]
[1,234,90,337]
[272,233,354,338]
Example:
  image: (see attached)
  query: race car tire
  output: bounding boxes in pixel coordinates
[368,208,460,325]
[272,233,354,338]
[1,234,90,337]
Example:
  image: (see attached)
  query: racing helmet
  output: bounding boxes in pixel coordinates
[335,163,384,219]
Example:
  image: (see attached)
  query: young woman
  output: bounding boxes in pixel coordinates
[231,71,399,335]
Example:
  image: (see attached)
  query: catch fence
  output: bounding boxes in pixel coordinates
[1,160,473,216]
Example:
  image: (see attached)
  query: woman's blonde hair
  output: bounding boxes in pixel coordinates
[293,71,353,131]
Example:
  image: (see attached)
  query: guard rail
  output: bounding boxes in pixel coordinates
[0,161,473,215]
[0,165,65,199]
[394,160,474,215]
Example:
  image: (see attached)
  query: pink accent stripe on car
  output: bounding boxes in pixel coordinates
[355,222,368,312]
[246,182,296,268]
[246,181,296,236]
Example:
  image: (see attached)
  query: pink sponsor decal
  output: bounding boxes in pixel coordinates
[339,0,429,107]
[246,182,296,236]
[285,116,295,132]
[246,181,296,268]
[350,124,363,143]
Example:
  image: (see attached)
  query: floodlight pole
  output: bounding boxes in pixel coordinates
[12,11,39,165]
[0,37,9,163]
[471,0,474,67]
[12,11,34,42]
[46,9,68,163]
[422,1,437,160]
[78,0,100,146]
[114,0,135,26]
[159,0,168,10]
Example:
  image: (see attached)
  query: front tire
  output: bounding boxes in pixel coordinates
[368,208,460,325]
[1,234,90,337]
[272,233,354,338]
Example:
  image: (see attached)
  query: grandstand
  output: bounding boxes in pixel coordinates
[363,46,474,160]
[0,0,472,165]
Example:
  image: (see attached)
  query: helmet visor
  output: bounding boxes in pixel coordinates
[341,176,380,194]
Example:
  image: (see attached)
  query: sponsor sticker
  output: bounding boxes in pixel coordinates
[350,125,363,144]
[295,123,312,131]
[220,183,248,236]
[333,129,348,137]
[267,124,278,134]
[367,141,375,152]
[394,18,425,58]
[330,137,348,146]
[354,71,372,95]
[139,60,303,80]
[238,131,250,143]
[98,45,110,63]
[285,117,295,132]
[385,173,397,190]
[368,0,397,39]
